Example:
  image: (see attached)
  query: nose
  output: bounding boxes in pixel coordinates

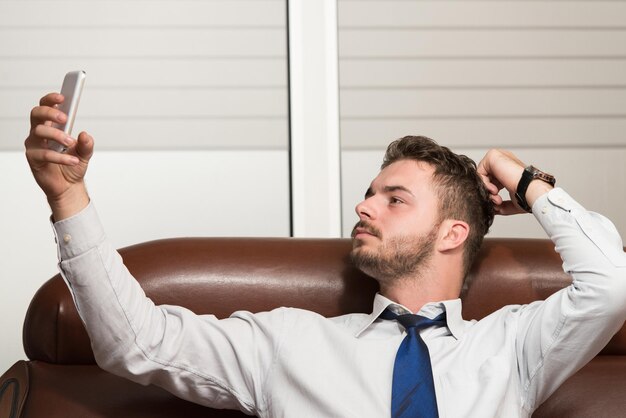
[355,197,376,220]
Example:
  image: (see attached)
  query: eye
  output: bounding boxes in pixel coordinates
[390,197,404,205]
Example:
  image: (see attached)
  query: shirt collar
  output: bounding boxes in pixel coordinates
[354,292,466,339]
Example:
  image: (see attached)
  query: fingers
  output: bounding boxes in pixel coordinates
[27,130,95,166]
[26,146,80,167]
[62,131,95,167]
[478,148,527,196]
[30,102,66,128]
[489,193,503,206]
[479,172,501,195]
[27,93,71,155]
[476,149,495,178]
[477,150,503,195]
[39,92,63,107]
[493,200,525,216]
[74,131,94,162]
[479,149,525,216]
[31,92,65,130]
[25,124,75,150]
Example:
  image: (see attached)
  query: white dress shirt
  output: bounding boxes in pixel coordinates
[52,188,626,418]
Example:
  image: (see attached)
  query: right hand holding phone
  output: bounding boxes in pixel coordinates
[25,92,94,221]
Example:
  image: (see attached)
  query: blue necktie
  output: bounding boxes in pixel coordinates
[380,308,447,418]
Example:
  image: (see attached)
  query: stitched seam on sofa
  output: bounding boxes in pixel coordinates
[0,378,20,418]
[96,246,257,413]
[521,308,567,412]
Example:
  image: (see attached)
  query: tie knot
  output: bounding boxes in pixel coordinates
[380,308,447,331]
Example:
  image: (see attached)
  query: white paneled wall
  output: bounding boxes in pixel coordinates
[0,0,289,372]
[0,0,287,150]
[338,0,626,238]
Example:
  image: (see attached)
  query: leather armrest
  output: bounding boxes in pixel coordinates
[4,362,246,418]
[0,361,29,418]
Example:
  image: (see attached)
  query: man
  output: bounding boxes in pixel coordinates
[25,92,626,417]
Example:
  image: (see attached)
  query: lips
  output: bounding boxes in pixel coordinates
[353,228,374,238]
[351,221,381,239]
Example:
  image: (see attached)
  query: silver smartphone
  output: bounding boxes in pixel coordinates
[49,70,86,153]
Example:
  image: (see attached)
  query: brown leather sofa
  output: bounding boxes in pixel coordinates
[1,237,625,417]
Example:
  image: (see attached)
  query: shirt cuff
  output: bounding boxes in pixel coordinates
[532,187,582,213]
[531,187,583,231]
[51,201,106,261]
[532,187,626,267]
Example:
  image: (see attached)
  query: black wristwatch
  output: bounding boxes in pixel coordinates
[514,165,556,213]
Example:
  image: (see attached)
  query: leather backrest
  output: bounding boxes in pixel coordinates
[23,237,626,364]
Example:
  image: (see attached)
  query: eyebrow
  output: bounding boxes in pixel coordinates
[364,185,415,198]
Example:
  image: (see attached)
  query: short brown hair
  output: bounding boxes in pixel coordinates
[382,135,494,277]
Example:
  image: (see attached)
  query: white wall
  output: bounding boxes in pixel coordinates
[0,0,289,373]
[0,0,288,151]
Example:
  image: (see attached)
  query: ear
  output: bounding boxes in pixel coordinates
[437,219,470,252]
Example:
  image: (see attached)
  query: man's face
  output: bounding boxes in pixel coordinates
[350,159,442,282]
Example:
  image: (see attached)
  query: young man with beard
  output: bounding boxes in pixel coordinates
[24,92,626,417]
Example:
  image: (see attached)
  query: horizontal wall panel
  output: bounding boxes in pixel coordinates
[0,28,286,58]
[2,88,287,118]
[340,88,626,117]
[339,1,626,28]
[341,117,626,149]
[0,0,288,152]
[339,30,626,58]
[339,59,626,87]
[0,58,286,88]
[1,118,287,151]
[0,1,285,27]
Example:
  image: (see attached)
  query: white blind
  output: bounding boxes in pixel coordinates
[0,0,288,150]
[338,0,626,149]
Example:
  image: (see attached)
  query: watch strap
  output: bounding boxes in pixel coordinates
[515,165,556,213]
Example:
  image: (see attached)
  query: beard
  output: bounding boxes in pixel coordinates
[350,220,438,283]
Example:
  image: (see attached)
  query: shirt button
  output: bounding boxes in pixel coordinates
[542,206,549,214]
[63,234,72,244]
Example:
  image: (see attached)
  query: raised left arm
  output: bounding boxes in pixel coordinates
[477,148,626,412]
